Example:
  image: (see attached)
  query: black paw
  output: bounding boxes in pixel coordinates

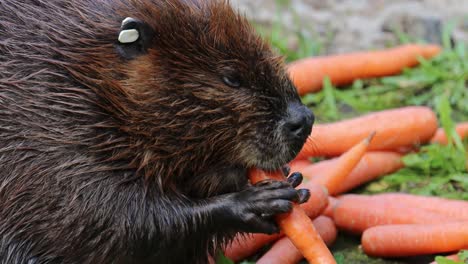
[221,172,310,234]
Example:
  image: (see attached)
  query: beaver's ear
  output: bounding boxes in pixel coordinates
[116,17,154,59]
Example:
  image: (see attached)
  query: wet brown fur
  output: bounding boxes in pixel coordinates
[0,0,303,263]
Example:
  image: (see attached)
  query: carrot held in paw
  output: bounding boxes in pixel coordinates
[256,216,337,264]
[302,151,403,194]
[308,132,375,195]
[224,183,329,262]
[274,206,335,264]
[297,106,438,158]
[362,222,468,257]
[430,122,468,144]
[288,44,442,95]
[249,168,336,264]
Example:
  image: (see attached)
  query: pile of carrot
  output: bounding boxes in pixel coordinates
[221,44,468,264]
[326,193,468,257]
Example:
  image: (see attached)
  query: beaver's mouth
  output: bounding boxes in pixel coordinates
[252,150,300,171]
[239,104,313,172]
[253,107,313,170]
[247,133,310,171]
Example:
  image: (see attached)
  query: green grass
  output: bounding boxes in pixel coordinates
[435,250,468,264]
[218,7,468,264]
[254,0,330,62]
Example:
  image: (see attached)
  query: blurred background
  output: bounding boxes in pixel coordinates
[231,0,468,55]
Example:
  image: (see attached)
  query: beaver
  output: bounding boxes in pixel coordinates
[0,0,314,263]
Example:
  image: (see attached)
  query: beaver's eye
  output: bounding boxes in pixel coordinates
[222,75,241,87]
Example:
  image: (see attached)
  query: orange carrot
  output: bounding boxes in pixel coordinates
[249,168,336,264]
[256,216,337,264]
[430,123,468,144]
[370,193,468,220]
[362,222,468,257]
[224,182,329,262]
[224,233,282,262]
[296,183,329,218]
[297,107,438,158]
[289,159,313,174]
[332,195,449,234]
[274,202,335,264]
[323,197,339,218]
[429,253,462,264]
[298,159,336,177]
[307,133,374,195]
[288,44,442,95]
[301,152,403,194]
[313,216,338,247]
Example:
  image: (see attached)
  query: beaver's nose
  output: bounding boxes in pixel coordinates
[283,104,314,141]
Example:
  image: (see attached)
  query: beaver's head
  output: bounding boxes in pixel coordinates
[86,0,313,180]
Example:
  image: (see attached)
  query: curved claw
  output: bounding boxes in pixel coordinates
[297,189,311,204]
[287,172,303,188]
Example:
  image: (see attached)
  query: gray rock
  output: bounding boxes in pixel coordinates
[382,13,444,44]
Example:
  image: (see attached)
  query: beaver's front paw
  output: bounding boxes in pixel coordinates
[221,172,310,234]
